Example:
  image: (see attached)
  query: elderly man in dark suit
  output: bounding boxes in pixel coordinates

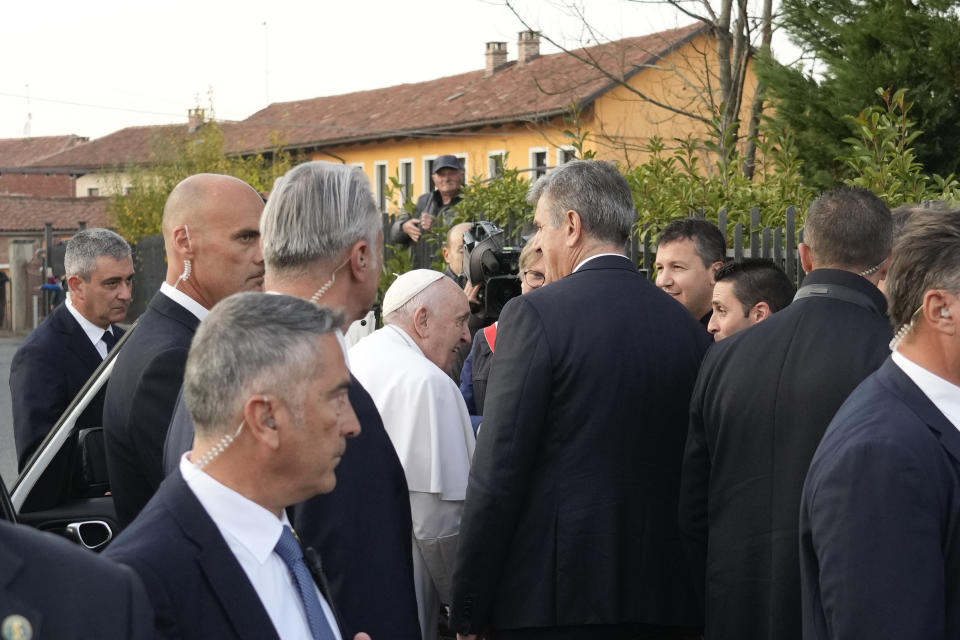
[103,173,265,526]
[801,206,960,638]
[162,161,422,640]
[679,186,894,640]
[0,519,153,639]
[106,292,369,640]
[450,160,709,639]
[10,228,133,470]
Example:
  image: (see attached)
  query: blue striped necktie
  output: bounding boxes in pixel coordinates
[274,525,337,640]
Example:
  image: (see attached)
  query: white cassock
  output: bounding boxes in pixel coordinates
[349,325,475,640]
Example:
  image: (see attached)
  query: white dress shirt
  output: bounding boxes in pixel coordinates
[892,351,960,432]
[159,281,208,322]
[573,252,631,273]
[179,454,342,640]
[64,297,113,359]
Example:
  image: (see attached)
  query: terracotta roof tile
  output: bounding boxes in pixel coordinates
[24,124,190,171]
[229,23,706,153]
[0,135,87,168]
[0,195,110,232]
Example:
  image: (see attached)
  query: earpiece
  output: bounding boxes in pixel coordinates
[263,396,276,428]
[184,224,193,251]
[941,307,951,318]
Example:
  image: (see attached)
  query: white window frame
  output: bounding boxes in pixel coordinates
[398,158,415,205]
[529,147,549,180]
[374,161,389,212]
[557,146,577,166]
[423,155,438,193]
[488,150,506,179]
[454,153,469,180]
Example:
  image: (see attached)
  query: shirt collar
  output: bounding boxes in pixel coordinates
[64,297,111,347]
[160,282,209,322]
[892,351,960,432]
[384,324,426,358]
[573,253,630,273]
[179,453,289,565]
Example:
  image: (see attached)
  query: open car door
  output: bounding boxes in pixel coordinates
[11,321,137,550]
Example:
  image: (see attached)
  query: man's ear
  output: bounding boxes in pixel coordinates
[798,243,814,274]
[750,301,773,324]
[874,253,892,283]
[564,209,583,248]
[172,225,195,259]
[924,290,957,337]
[709,261,724,285]
[66,274,85,296]
[412,306,430,339]
[243,395,280,451]
[348,240,376,282]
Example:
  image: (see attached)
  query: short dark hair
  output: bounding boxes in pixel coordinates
[715,258,795,315]
[804,186,892,272]
[658,218,726,268]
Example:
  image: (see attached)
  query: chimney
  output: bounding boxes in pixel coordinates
[517,30,540,65]
[187,107,206,133]
[485,42,508,77]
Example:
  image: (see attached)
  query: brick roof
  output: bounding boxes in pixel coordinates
[0,195,110,232]
[0,135,87,168]
[230,23,706,154]
[24,124,191,171]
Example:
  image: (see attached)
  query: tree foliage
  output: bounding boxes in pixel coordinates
[757,0,960,190]
[108,118,296,242]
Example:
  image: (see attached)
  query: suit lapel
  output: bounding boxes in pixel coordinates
[880,358,960,463]
[53,304,103,370]
[0,537,42,638]
[163,473,280,640]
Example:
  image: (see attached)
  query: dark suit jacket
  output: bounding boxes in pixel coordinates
[104,290,199,525]
[0,519,153,639]
[10,302,123,470]
[106,469,345,640]
[800,358,960,639]
[679,269,892,640]
[450,255,710,635]
[161,375,422,640]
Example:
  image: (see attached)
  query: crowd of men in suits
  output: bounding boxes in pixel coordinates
[5,158,960,640]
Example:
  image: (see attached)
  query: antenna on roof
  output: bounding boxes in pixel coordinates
[22,84,32,137]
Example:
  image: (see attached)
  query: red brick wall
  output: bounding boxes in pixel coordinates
[0,172,74,197]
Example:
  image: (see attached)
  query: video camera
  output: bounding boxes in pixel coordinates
[462,221,522,320]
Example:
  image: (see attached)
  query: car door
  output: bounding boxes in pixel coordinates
[11,321,137,550]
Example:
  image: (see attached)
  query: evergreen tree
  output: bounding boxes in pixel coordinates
[757,0,960,190]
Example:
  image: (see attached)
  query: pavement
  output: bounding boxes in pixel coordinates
[0,333,25,490]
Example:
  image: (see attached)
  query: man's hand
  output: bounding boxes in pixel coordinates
[420,211,434,231]
[464,281,481,305]
[401,218,423,242]
[457,635,477,640]
[354,634,372,640]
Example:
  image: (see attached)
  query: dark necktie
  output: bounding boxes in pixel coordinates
[274,526,337,640]
[101,329,117,353]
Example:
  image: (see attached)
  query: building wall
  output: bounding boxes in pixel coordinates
[75,171,133,198]
[0,172,74,197]
[306,34,758,209]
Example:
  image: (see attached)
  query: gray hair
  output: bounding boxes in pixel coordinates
[64,228,131,279]
[261,161,380,273]
[804,186,892,272]
[184,292,343,436]
[526,160,635,245]
[886,207,960,332]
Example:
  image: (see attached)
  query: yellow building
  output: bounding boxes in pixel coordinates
[230,23,756,212]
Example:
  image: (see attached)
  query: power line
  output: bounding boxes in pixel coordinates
[0,91,245,121]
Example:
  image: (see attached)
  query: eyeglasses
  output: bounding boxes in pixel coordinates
[521,269,545,288]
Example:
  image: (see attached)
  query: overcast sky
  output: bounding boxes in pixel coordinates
[0,0,795,141]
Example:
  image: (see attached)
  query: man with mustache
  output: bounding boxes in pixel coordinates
[10,227,133,470]
[104,173,265,526]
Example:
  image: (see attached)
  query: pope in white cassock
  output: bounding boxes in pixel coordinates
[349,269,476,640]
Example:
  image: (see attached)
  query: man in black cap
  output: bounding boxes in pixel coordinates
[390,154,464,244]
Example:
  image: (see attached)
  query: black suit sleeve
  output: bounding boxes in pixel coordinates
[450,296,552,634]
[678,360,713,609]
[802,438,946,639]
[10,343,68,469]
[119,563,162,640]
